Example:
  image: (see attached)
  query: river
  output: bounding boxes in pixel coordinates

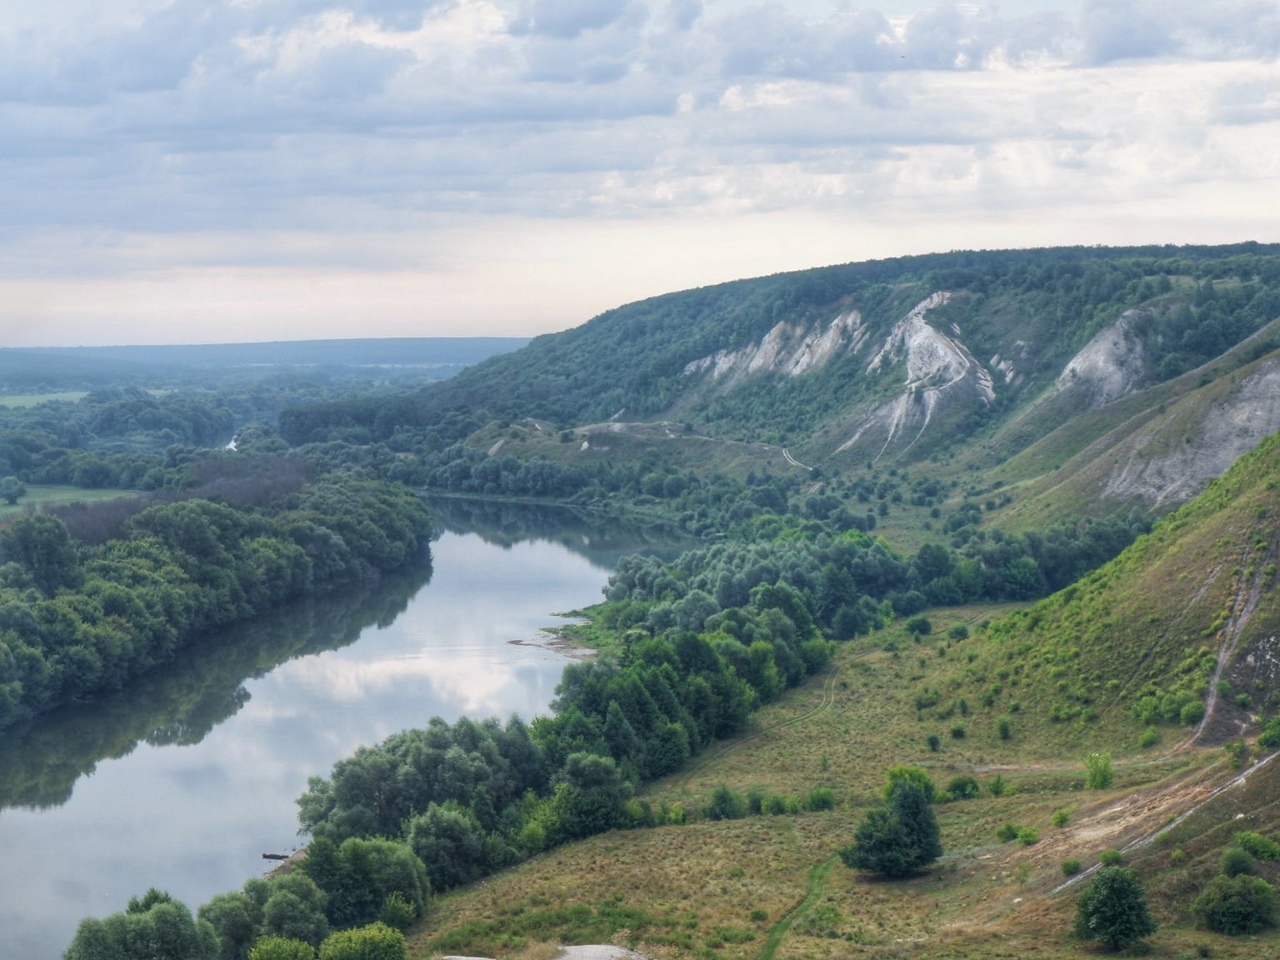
[0,500,677,960]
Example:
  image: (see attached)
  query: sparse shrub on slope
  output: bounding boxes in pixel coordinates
[1074,867,1157,951]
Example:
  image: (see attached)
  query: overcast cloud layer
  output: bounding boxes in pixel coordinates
[2,0,1278,345]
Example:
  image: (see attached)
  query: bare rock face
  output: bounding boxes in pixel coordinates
[1102,358,1280,508]
[837,293,995,459]
[1054,311,1147,407]
[682,308,867,385]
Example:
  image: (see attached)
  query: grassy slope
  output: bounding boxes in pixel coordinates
[983,319,1280,527]
[0,485,134,519]
[407,434,1280,960]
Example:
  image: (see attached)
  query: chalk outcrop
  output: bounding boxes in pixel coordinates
[683,308,867,385]
[837,293,995,459]
[1102,358,1280,508]
[1054,311,1147,407]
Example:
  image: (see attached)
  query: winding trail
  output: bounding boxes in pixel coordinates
[754,856,838,960]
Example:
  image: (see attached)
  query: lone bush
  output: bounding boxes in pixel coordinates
[839,780,942,878]
[1074,867,1157,951]
[1192,874,1277,935]
[1085,751,1114,790]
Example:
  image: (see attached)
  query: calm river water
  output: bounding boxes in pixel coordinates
[0,502,671,960]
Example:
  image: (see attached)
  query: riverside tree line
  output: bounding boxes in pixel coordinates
[0,479,432,729]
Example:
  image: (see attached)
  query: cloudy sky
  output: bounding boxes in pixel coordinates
[1,0,1277,347]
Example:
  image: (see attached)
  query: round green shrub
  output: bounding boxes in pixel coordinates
[319,922,406,960]
[1074,867,1157,950]
[249,937,316,960]
[1192,874,1277,935]
[1220,847,1255,878]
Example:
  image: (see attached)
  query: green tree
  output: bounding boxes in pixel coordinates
[0,475,25,504]
[199,891,260,960]
[65,891,219,960]
[1085,751,1114,790]
[839,780,942,878]
[258,873,330,948]
[0,513,81,595]
[303,836,428,930]
[644,721,691,778]
[1073,866,1157,950]
[318,922,406,960]
[547,751,627,842]
[404,802,486,893]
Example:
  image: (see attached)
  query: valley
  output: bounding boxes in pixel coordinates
[8,243,1280,959]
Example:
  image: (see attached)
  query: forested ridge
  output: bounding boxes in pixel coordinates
[279,243,1280,447]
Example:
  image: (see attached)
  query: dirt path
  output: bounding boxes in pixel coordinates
[754,856,838,960]
[1050,747,1280,895]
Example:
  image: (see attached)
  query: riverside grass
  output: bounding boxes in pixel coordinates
[409,618,1274,960]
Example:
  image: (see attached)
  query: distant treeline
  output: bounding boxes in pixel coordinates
[597,508,1151,638]
[0,338,528,392]
[0,479,432,729]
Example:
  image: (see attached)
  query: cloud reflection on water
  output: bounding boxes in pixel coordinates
[0,530,610,960]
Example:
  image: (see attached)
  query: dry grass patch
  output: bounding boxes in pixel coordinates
[416,815,852,960]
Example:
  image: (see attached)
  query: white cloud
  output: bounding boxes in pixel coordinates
[0,0,1276,346]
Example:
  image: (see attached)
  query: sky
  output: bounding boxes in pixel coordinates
[1,0,1277,347]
